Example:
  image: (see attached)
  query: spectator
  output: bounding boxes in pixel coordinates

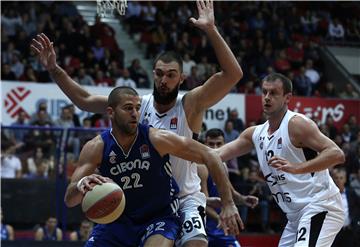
[183,53,196,77]
[91,39,105,62]
[286,41,304,69]
[25,159,49,179]
[115,68,137,88]
[325,114,338,140]
[304,59,320,92]
[339,83,360,99]
[328,18,345,41]
[227,109,244,133]
[185,66,201,90]
[239,170,273,233]
[332,168,359,247]
[75,68,95,86]
[196,56,212,82]
[294,66,312,96]
[274,49,291,74]
[10,53,24,79]
[1,144,22,179]
[1,64,16,80]
[10,110,28,144]
[1,208,14,240]
[69,220,93,241]
[19,66,38,82]
[68,104,81,127]
[55,106,80,157]
[322,81,338,98]
[30,101,53,124]
[35,216,63,241]
[26,147,48,177]
[348,115,359,139]
[94,70,113,87]
[128,58,149,88]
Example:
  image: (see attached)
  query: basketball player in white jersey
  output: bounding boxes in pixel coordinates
[218,73,345,247]
[31,0,244,245]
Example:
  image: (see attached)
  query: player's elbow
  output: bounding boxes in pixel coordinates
[334,148,345,165]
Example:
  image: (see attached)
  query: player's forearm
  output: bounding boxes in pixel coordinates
[206,206,220,222]
[205,154,234,205]
[298,147,345,173]
[49,65,105,113]
[64,182,83,207]
[205,26,243,82]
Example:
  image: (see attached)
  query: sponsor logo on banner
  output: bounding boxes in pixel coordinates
[4,87,31,118]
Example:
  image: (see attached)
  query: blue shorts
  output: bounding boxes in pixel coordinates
[85,215,180,247]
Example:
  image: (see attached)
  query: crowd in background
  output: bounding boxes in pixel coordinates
[1,1,360,97]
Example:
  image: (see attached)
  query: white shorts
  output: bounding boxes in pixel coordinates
[175,191,208,247]
[279,193,345,247]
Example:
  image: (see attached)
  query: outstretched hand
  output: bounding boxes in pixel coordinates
[30,33,57,71]
[218,203,244,236]
[189,0,215,31]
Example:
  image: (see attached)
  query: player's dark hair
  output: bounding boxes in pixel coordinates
[153,51,183,73]
[205,128,225,139]
[108,86,138,108]
[262,73,293,94]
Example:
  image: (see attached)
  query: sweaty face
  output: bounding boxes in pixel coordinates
[205,136,225,149]
[111,95,141,135]
[153,61,182,105]
[261,80,289,118]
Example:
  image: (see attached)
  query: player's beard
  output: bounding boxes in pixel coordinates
[153,81,180,105]
[114,115,138,135]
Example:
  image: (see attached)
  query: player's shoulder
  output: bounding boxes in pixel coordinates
[83,135,104,152]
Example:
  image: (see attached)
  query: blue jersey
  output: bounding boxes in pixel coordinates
[99,124,179,224]
[207,176,239,247]
[1,224,9,240]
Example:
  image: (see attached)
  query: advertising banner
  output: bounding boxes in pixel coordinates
[246,95,360,128]
[1,81,245,130]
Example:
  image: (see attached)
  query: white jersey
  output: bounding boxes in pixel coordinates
[140,94,201,198]
[252,110,339,214]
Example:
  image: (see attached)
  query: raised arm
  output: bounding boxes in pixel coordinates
[184,0,243,113]
[150,128,243,235]
[269,115,345,174]
[30,33,108,113]
[218,126,256,162]
[64,135,109,207]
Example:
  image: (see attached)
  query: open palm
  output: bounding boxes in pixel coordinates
[189,0,215,31]
[30,33,57,71]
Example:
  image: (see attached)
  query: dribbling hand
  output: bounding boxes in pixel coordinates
[30,33,57,71]
[77,174,113,194]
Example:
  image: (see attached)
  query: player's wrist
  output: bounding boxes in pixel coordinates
[76,176,87,191]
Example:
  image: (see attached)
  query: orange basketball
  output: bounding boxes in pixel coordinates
[81,182,125,224]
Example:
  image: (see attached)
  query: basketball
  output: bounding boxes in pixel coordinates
[81,182,125,224]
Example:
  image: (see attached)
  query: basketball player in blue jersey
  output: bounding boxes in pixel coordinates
[64,87,241,247]
[218,73,346,247]
[197,129,259,247]
[32,0,244,245]
[1,208,14,241]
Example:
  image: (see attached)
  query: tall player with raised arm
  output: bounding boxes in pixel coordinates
[31,1,244,246]
[218,73,345,247]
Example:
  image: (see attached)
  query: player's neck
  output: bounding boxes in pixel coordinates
[267,107,287,135]
[112,128,138,153]
[153,100,177,114]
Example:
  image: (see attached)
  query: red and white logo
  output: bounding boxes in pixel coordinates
[4,87,31,118]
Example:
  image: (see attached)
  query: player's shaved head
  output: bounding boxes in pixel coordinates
[108,86,139,108]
